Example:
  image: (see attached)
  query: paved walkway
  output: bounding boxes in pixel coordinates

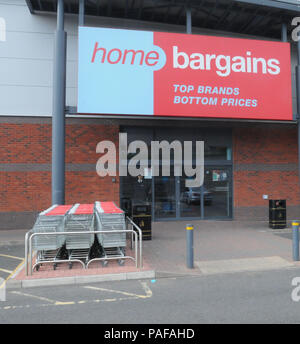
[0,221,296,280]
[0,229,27,246]
[143,220,295,276]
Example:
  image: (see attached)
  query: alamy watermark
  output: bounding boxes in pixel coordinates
[96,133,204,187]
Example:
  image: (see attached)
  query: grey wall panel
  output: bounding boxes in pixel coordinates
[0,31,54,60]
[0,84,52,115]
[0,1,80,115]
[0,1,56,34]
[0,1,26,4]
[66,34,77,63]
[0,1,54,115]
[0,84,77,116]
[66,60,77,89]
[0,58,52,86]
[66,86,77,111]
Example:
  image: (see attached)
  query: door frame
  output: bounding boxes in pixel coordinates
[152,163,233,221]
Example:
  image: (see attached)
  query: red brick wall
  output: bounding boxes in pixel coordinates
[0,120,119,214]
[65,122,120,206]
[234,171,299,207]
[65,173,119,206]
[0,123,51,163]
[1,120,299,225]
[0,171,51,212]
[233,127,298,165]
[66,123,119,164]
[233,126,300,218]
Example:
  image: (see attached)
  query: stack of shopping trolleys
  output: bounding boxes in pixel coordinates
[65,203,95,269]
[95,201,127,266]
[32,204,73,270]
[31,201,130,271]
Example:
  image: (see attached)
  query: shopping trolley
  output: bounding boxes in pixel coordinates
[65,203,95,268]
[32,204,73,271]
[95,201,127,266]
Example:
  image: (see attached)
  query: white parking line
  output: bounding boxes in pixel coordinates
[0,281,153,311]
[0,296,141,311]
[0,268,13,274]
[0,258,25,289]
[10,291,59,304]
[84,281,152,299]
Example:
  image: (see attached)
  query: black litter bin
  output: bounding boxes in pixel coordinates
[269,199,286,229]
[132,203,152,240]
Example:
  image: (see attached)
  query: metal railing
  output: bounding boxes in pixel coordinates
[25,223,143,276]
[126,216,143,269]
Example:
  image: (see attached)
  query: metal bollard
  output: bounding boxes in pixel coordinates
[292,221,299,261]
[186,224,194,269]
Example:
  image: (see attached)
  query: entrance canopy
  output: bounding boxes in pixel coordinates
[26,0,299,39]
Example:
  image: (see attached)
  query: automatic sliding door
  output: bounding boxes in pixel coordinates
[203,167,232,218]
[154,176,176,219]
[179,175,202,218]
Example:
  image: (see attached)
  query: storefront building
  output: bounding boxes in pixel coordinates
[0,0,299,229]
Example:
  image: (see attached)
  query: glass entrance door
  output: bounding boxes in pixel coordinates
[154,176,177,219]
[179,175,202,218]
[203,167,232,218]
[153,167,232,220]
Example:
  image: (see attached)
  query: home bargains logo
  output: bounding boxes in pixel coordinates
[78,27,292,121]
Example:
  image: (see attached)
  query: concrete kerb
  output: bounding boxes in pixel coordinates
[6,270,155,289]
[6,263,300,289]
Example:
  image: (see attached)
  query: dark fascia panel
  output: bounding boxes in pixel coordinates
[25,0,35,14]
[235,0,300,13]
[26,0,300,15]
